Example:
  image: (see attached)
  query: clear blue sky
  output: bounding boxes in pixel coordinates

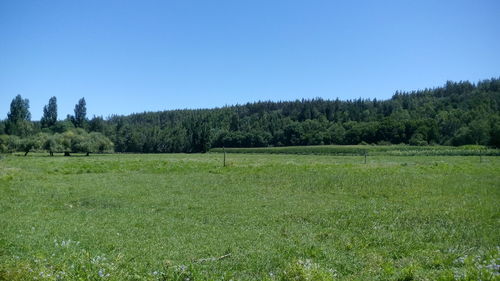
[1,0,499,120]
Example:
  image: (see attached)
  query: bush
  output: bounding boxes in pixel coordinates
[0,135,9,153]
[409,133,428,146]
[4,130,114,156]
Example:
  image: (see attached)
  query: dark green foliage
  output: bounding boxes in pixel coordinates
[0,120,5,135]
[40,96,58,129]
[51,119,75,133]
[71,98,87,128]
[0,134,9,153]
[91,78,499,152]
[2,78,500,152]
[5,119,32,138]
[88,115,106,133]
[7,94,31,122]
[5,95,32,137]
[490,117,500,148]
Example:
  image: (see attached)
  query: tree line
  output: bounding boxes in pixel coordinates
[0,97,112,155]
[1,78,499,154]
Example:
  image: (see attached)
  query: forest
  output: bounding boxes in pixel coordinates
[1,78,499,154]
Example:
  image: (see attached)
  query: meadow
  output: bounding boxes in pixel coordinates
[0,151,499,280]
[210,145,500,156]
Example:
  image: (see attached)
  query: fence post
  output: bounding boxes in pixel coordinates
[223,146,226,167]
[480,149,483,163]
[364,151,367,164]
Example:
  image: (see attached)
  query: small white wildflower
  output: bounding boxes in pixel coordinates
[60,239,71,247]
[455,256,466,264]
[328,268,339,277]
[98,269,107,277]
[485,264,500,271]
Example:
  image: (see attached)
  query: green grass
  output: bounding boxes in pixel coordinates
[0,152,499,280]
[210,145,500,156]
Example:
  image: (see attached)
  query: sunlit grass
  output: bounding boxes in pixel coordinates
[211,144,500,156]
[0,153,499,280]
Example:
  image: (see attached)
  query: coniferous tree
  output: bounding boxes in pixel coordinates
[3,78,499,152]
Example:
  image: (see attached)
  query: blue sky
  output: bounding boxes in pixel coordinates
[1,0,499,120]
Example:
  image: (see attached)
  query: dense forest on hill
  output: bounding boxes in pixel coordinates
[1,78,500,154]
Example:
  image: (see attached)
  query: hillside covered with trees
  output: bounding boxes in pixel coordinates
[1,78,499,154]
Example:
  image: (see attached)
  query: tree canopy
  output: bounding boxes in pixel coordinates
[0,130,113,156]
[1,78,499,153]
[41,96,58,129]
[72,98,87,128]
[95,78,499,152]
[5,94,32,137]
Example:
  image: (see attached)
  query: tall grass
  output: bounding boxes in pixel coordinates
[0,153,499,280]
[211,145,500,156]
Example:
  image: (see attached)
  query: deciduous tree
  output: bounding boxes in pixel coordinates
[72,98,87,128]
[6,95,32,136]
[41,96,58,129]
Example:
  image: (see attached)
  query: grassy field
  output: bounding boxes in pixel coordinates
[210,145,500,156]
[0,152,499,280]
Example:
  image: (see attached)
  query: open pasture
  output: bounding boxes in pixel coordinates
[210,145,500,156]
[0,153,499,280]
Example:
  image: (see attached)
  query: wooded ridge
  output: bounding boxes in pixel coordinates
[1,78,499,153]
